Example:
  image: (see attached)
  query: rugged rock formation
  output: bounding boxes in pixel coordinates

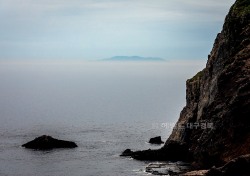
[22,135,78,150]
[145,162,190,175]
[131,0,250,170]
[166,0,250,168]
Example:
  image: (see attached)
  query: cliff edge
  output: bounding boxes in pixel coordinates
[167,0,250,167]
[132,0,250,169]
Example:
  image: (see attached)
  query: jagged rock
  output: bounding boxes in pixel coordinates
[22,135,77,150]
[120,149,133,156]
[149,136,164,144]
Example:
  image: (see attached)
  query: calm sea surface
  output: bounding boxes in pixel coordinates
[0,61,205,176]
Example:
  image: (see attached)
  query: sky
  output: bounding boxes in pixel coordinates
[0,0,235,61]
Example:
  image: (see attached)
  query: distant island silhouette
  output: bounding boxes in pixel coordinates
[102,56,165,62]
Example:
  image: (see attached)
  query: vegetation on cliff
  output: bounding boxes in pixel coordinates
[187,70,204,82]
[232,0,250,17]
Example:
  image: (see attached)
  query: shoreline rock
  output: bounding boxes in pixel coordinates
[182,170,208,176]
[145,162,190,175]
[22,135,78,150]
[131,141,189,161]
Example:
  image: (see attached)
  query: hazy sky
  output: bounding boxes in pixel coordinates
[0,0,235,60]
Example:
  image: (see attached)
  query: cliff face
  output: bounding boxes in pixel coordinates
[130,0,250,168]
[166,0,250,168]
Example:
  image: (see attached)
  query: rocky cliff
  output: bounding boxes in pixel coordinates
[166,0,250,168]
[131,0,250,169]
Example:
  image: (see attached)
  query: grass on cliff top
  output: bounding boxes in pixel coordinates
[233,0,250,17]
[188,70,204,82]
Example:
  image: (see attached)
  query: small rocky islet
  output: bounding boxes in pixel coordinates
[149,136,164,144]
[22,135,77,150]
[122,0,250,175]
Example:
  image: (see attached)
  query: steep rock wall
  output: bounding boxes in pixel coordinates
[166,0,250,168]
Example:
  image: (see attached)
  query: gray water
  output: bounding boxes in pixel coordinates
[0,60,205,176]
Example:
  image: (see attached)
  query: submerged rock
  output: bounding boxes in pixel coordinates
[22,135,77,150]
[149,136,164,144]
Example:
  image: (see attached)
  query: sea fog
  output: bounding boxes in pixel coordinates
[0,60,205,176]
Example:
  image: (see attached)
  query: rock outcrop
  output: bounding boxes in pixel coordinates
[145,162,190,175]
[130,0,250,170]
[132,140,189,161]
[182,170,208,176]
[22,135,78,150]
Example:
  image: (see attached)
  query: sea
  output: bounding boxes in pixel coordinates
[0,60,205,176]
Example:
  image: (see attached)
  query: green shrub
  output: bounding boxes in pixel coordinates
[188,70,204,82]
[232,0,250,17]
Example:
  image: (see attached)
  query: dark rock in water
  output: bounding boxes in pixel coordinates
[120,149,133,156]
[149,136,164,144]
[22,135,77,150]
[205,154,250,176]
[132,141,189,161]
